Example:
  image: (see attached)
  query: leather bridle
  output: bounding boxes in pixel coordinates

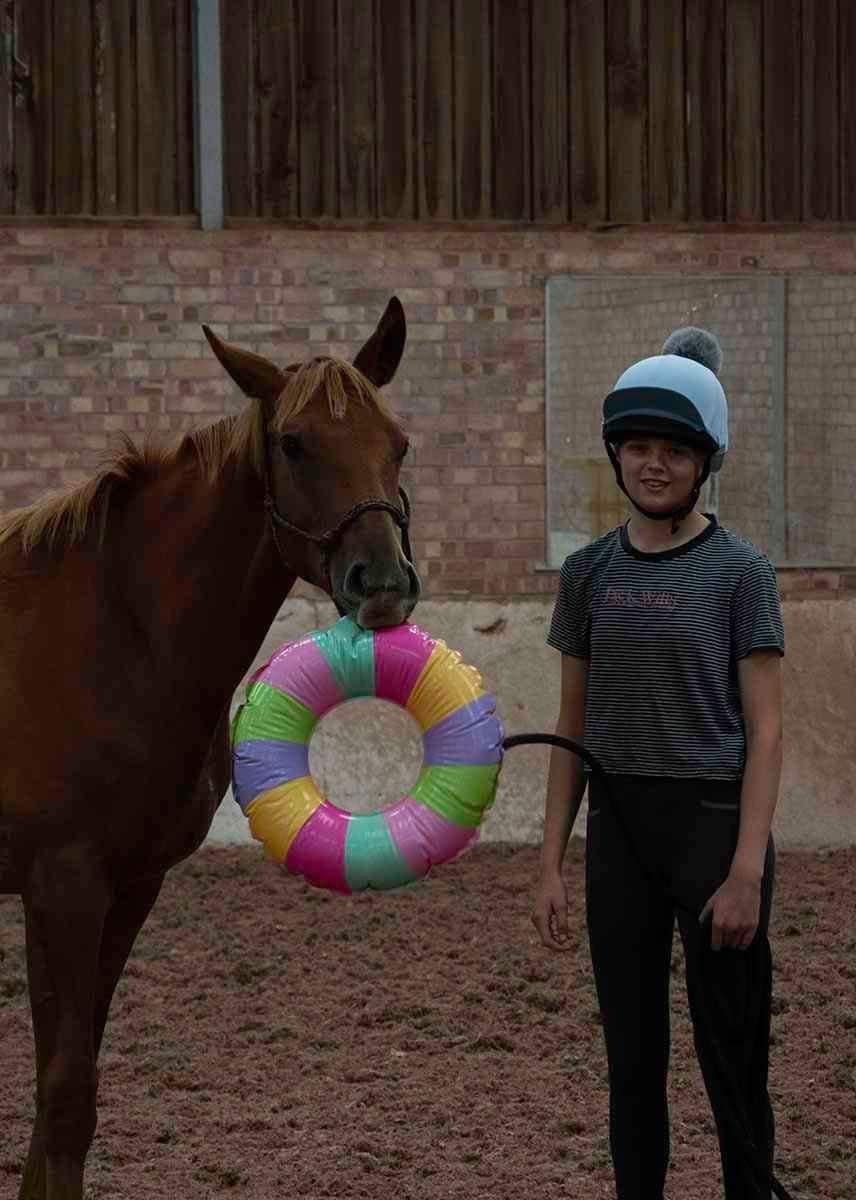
[262,441,413,586]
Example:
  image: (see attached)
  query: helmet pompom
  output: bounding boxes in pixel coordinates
[661,327,722,377]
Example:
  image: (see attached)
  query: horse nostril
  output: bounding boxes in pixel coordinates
[343,561,367,599]
[342,557,418,601]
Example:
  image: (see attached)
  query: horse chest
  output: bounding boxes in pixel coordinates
[110,711,231,875]
[143,760,226,870]
[0,705,230,886]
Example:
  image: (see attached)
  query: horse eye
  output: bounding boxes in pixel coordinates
[279,433,303,461]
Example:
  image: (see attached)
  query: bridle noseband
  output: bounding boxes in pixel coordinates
[263,483,414,584]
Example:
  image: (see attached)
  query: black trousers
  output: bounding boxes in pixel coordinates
[585,774,776,1200]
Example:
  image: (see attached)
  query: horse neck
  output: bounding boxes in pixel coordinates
[114,450,295,713]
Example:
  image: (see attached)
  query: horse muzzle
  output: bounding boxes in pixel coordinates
[334,558,421,629]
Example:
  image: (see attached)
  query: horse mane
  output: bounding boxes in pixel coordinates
[0,357,392,556]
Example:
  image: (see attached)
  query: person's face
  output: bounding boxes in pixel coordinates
[617,436,706,512]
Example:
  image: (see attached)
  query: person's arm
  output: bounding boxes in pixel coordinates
[532,653,589,951]
[699,648,783,950]
[732,648,784,879]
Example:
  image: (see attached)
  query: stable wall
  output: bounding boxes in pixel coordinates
[0,222,854,846]
[2,224,856,591]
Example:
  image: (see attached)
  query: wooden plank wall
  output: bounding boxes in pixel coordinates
[0,0,194,216]
[1,0,854,222]
[223,0,856,223]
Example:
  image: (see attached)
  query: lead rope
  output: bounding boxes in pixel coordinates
[502,732,798,1200]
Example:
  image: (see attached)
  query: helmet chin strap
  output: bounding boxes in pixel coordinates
[605,441,712,535]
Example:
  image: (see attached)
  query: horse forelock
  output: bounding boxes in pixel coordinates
[271,358,392,429]
[193,358,396,483]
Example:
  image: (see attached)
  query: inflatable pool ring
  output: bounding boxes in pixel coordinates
[231,617,504,893]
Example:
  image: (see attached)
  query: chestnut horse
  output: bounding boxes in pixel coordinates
[0,298,419,1200]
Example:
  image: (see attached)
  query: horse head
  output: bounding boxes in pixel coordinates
[202,298,420,629]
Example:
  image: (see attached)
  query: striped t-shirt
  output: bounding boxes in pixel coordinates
[546,516,785,781]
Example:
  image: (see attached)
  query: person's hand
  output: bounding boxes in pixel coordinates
[698,871,762,951]
[532,874,572,951]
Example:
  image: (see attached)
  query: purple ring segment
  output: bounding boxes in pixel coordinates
[373,623,436,708]
[232,739,310,811]
[255,637,344,717]
[422,694,504,767]
[384,796,479,877]
[284,801,350,894]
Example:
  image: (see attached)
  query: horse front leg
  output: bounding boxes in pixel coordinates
[92,874,164,1056]
[16,917,49,1200]
[18,849,110,1200]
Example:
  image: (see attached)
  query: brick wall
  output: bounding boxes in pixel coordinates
[0,223,854,599]
[787,276,856,563]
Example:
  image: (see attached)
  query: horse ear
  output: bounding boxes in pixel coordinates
[202,326,287,406]
[353,297,406,388]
